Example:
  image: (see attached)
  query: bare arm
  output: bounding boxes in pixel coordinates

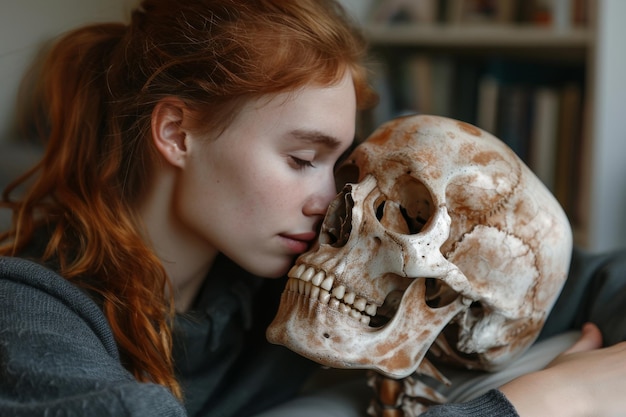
[501,322,626,417]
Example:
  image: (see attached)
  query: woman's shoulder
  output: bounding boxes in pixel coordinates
[0,255,119,356]
[0,255,187,416]
[0,255,100,306]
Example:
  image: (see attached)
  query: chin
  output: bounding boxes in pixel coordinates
[247,259,293,279]
[259,266,291,279]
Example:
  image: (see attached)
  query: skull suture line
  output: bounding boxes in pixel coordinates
[267,115,572,409]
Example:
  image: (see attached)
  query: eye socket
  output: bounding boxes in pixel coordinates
[334,162,360,193]
[375,176,433,235]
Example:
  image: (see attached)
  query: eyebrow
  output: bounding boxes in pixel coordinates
[290,129,344,150]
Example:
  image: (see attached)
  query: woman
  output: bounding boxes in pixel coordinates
[1,1,625,416]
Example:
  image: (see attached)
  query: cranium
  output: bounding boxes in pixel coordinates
[267,115,571,401]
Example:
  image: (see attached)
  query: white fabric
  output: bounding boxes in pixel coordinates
[441,331,579,403]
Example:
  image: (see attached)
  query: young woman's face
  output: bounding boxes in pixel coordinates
[176,72,357,277]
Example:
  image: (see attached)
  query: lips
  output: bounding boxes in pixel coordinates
[280,231,317,254]
[282,231,317,241]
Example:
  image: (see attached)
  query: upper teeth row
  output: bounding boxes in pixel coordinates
[287,264,378,324]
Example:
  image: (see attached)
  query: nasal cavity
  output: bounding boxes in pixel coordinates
[319,185,354,247]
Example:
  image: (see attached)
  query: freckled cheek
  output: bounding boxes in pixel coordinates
[259,185,309,226]
[239,171,286,209]
[247,186,292,216]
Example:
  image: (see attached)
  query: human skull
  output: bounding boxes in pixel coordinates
[267,115,572,381]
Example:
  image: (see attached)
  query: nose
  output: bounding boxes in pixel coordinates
[303,173,339,217]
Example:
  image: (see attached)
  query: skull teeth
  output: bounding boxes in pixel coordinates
[331,285,345,300]
[287,264,378,325]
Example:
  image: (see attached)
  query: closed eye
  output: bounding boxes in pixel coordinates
[289,156,315,170]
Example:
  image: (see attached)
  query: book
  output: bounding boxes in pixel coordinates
[446,0,519,24]
[496,83,532,162]
[405,53,434,115]
[369,0,438,24]
[431,55,455,118]
[528,86,560,191]
[554,82,583,216]
[450,59,482,124]
[476,74,500,135]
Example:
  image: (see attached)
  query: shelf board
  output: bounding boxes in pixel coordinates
[364,24,594,49]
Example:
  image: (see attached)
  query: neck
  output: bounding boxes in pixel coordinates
[139,170,217,313]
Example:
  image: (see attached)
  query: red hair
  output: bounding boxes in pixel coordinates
[1,0,377,398]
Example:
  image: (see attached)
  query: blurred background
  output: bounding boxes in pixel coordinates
[1,0,625,253]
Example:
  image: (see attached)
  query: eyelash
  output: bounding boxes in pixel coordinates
[290,156,315,170]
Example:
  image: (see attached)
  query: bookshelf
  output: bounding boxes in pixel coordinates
[364,25,592,49]
[356,0,603,249]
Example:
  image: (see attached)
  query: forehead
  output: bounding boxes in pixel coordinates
[234,73,357,139]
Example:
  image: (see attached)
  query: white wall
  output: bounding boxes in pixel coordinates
[588,0,626,252]
[0,0,133,140]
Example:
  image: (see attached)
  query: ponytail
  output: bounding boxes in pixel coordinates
[0,23,181,398]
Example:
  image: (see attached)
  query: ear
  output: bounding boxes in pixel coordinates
[151,97,189,168]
